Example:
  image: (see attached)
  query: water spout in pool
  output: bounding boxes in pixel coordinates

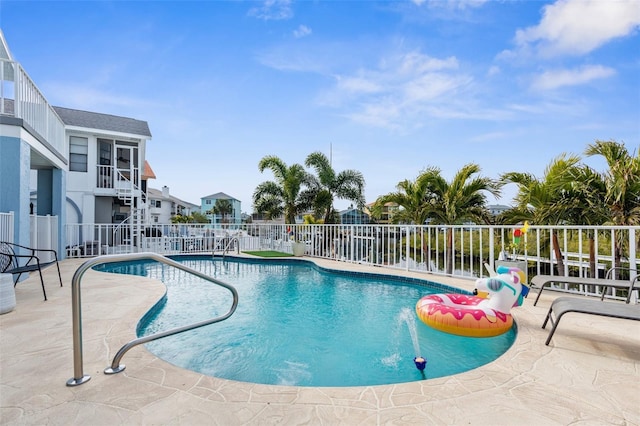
[398,308,425,370]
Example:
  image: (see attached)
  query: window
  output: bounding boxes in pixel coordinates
[69,136,88,172]
[98,140,112,165]
[206,200,211,205]
[150,200,161,208]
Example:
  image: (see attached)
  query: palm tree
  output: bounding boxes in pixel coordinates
[210,198,233,223]
[584,140,640,227]
[421,164,502,274]
[304,151,365,224]
[501,154,582,275]
[170,214,188,224]
[253,155,313,224]
[372,175,433,225]
[584,140,640,274]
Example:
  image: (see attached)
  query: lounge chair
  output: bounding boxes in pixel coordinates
[0,241,62,301]
[531,271,639,306]
[542,296,640,345]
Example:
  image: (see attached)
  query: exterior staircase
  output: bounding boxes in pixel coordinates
[112,168,146,253]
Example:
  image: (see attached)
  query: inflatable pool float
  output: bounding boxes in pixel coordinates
[416,266,529,337]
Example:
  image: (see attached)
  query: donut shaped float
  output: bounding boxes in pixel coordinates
[416,294,512,337]
[416,266,529,338]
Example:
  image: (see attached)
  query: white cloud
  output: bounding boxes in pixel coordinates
[336,76,382,94]
[324,51,472,129]
[347,102,402,130]
[396,51,459,74]
[531,65,616,90]
[514,0,640,57]
[403,73,467,102]
[248,0,293,21]
[293,25,312,39]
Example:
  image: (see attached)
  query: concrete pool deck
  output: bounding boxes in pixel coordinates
[1,255,639,425]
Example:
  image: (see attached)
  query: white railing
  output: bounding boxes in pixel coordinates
[1,212,57,259]
[65,223,639,301]
[0,59,66,158]
[0,211,14,243]
[96,165,114,189]
[65,223,239,257]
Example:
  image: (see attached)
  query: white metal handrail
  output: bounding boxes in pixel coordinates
[222,235,240,257]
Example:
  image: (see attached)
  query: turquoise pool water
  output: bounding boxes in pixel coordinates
[95,256,516,387]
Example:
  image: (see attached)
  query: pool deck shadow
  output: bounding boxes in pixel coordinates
[1,255,639,425]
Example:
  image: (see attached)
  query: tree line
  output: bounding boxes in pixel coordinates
[253,140,639,228]
[253,140,638,276]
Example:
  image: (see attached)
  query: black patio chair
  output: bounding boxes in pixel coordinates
[0,241,62,301]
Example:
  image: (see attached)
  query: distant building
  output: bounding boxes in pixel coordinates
[147,186,198,223]
[364,202,399,224]
[487,204,510,217]
[339,208,371,224]
[201,192,241,224]
[250,210,310,225]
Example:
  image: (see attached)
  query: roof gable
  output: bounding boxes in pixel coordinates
[201,192,238,201]
[53,106,152,137]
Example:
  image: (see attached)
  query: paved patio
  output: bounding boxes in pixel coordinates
[1,256,639,425]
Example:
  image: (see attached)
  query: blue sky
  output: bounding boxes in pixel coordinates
[2,0,639,213]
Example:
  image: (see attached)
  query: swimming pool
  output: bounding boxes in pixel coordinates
[95,256,516,387]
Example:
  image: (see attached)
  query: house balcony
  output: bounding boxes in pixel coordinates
[0,58,66,166]
[95,165,141,199]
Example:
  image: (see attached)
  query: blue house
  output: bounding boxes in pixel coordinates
[339,208,371,224]
[201,192,241,225]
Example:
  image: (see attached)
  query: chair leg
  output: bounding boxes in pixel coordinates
[533,285,545,306]
[13,272,23,286]
[37,268,47,301]
[545,314,562,346]
[55,263,63,287]
[541,306,553,329]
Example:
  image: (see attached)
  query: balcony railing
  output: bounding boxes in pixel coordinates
[96,165,141,190]
[0,59,66,160]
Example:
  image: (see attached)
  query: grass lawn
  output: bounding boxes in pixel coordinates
[242,250,293,257]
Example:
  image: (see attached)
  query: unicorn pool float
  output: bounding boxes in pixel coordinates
[415,265,530,337]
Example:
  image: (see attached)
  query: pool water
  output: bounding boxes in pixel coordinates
[95,256,516,387]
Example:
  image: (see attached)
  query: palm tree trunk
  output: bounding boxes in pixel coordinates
[551,230,565,276]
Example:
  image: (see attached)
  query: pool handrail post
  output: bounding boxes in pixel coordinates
[66,255,101,387]
[66,252,239,387]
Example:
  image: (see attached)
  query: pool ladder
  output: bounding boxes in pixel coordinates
[221,235,240,257]
[66,252,239,386]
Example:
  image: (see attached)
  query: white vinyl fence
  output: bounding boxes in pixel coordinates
[0,211,14,243]
[1,212,57,262]
[30,215,58,263]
